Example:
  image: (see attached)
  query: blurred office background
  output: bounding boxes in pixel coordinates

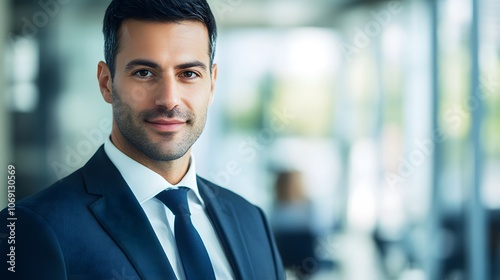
[1,0,499,279]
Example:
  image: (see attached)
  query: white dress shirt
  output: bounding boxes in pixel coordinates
[104,137,234,279]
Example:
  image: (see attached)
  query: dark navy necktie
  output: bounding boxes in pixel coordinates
[156,187,216,280]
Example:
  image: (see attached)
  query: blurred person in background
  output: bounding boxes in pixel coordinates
[272,170,334,278]
[273,171,313,233]
[0,0,285,279]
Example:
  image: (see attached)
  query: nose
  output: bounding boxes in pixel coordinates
[155,77,180,110]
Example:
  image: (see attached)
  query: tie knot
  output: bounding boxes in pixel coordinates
[156,187,190,216]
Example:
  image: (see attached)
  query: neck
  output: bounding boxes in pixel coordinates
[143,154,191,185]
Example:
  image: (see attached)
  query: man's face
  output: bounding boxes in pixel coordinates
[98,20,217,162]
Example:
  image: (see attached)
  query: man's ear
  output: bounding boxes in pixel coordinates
[209,63,218,105]
[97,61,113,104]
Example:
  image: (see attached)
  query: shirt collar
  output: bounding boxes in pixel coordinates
[103,136,204,206]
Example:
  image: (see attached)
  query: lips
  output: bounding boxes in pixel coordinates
[145,118,186,132]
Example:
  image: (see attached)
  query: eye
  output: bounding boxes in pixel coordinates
[180,71,199,79]
[134,70,153,78]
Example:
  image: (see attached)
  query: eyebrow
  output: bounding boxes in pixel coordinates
[125,59,160,71]
[124,59,207,72]
[175,61,207,72]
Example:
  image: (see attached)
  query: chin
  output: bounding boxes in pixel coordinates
[152,147,190,161]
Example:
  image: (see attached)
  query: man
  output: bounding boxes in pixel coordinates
[0,0,285,279]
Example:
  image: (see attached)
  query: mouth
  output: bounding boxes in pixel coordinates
[145,118,186,132]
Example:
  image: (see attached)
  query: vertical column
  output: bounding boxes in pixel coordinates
[468,0,488,279]
[428,0,441,279]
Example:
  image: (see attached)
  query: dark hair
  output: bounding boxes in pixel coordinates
[103,0,217,78]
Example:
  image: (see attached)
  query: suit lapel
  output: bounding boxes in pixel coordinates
[82,147,177,280]
[198,178,255,280]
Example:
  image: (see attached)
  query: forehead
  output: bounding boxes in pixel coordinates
[116,19,210,65]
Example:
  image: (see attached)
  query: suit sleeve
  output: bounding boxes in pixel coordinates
[1,206,67,280]
[256,207,286,280]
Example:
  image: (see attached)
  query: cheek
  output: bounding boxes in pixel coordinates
[192,93,213,114]
[117,81,157,109]
[183,84,212,108]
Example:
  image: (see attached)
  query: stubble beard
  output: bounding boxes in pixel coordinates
[111,87,206,161]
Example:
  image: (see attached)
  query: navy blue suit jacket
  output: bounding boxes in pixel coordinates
[0,146,285,279]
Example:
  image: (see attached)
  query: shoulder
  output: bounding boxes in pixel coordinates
[19,169,84,205]
[13,146,109,215]
[10,167,97,224]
